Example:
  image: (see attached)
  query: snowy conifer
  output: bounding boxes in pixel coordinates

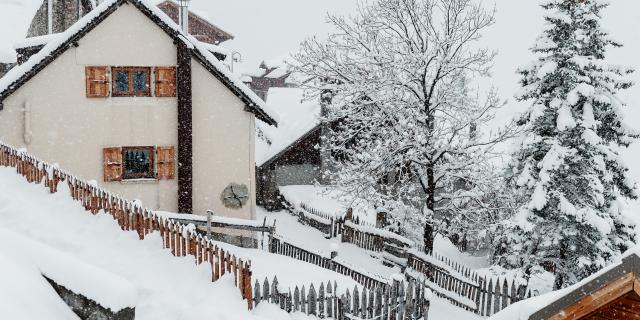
[500,0,637,289]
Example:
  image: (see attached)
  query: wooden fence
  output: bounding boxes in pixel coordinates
[407,252,530,316]
[269,235,390,290]
[254,276,431,320]
[0,143,254,309]
[297,202,413,256]
[296,200,531,316]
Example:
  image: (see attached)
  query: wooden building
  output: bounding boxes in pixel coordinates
[254,87,324,210]
[494,253,640,319]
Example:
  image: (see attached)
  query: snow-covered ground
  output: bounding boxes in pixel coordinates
[259,208,494,319]
[0,166,349,320]
[258,208,400,279]
[0,163,484,319]
[279,185,377,224]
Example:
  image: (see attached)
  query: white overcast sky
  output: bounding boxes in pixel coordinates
[188,0,640,181]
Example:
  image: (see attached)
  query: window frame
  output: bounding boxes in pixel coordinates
[111,67,152,97]
[121,146,156,180]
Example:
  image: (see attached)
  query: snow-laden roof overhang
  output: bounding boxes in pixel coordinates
[255,87,321,167]
[0,0,278,126]
[490,252,640,320]
[0,0,46,63]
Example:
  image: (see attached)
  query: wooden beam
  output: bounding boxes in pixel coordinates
[549,272,636,320]
[177,41,193,214]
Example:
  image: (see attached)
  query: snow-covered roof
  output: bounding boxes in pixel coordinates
[490,249,640,320]
[0,0,44,63]
[197,41,230,56]
[0,0,278,126]
[256,87,321,166]
[14,33,59,50]
[0,227,137,317]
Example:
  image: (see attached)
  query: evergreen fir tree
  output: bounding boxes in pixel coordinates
[500,0,637,289]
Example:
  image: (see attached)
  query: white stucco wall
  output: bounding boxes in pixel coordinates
[191,60,256,219]
[0,4,257,219]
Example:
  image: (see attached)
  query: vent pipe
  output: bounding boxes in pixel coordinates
[47,0,53,34]
[178,0,190,33]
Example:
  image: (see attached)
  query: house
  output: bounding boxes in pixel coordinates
[255,87,324,210]
[243,60,293,100]
[156,0,233,45]
[1,0,233,77]
[491,252,640,320]
[0,0,278,221]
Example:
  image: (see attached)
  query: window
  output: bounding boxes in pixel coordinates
[102,146,175,182]
[122,146,155,179]
[111,67,151,97]
[86,66,176,98]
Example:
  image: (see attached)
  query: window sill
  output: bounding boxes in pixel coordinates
[120,178,159,184]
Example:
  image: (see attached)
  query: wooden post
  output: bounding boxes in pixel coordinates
[206,210,213,238]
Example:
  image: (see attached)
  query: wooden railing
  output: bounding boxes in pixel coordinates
[0,142,254,309]
[253,276,431,320]
[407,251,530,316]
[294,199,531,316]
[269,235,389,290]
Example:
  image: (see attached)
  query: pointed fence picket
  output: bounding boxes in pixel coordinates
[253,276,431,320]
[0,142,254,309]
[407,252,530,316]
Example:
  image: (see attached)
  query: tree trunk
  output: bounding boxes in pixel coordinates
[423,162,436,254]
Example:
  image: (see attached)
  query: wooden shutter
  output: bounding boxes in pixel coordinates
[103,147,123,182]
[156,146,175,180]
[86,66,110,97]
[154,67,177,97]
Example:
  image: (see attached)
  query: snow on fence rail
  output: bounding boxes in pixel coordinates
[254,276,431,320]
[406,253,530,316]
[0,142,255,309]
[269,234,390,290]
[297,201,413,253]
[296,199,531,316]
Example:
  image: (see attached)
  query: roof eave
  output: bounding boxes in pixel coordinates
[529,253,640,320]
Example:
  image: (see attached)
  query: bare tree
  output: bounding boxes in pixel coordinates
[294,0,516,251]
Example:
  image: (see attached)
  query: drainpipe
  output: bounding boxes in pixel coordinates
[47,0,53,34]
[23,102,33,145]
[178,0,190,34]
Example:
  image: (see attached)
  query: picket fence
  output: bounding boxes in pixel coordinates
[295,200,533,316]
[407,252,530,316]
[0,143,254,309]
[254,276,431,320]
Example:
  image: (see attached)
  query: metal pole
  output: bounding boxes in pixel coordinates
[47,0,53,34]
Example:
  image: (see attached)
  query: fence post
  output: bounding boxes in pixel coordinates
[206,210,213,238]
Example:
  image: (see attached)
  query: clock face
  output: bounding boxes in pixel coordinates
[221,183,249,209]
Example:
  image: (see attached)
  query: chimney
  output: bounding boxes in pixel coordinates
[178,0,190,33]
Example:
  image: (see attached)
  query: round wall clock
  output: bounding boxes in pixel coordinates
[221,183,249,209]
